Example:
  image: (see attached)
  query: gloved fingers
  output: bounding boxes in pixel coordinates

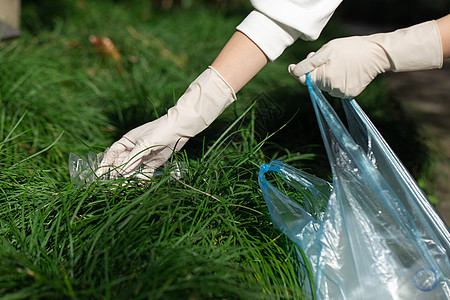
[96,137,135,178]
[306,65,332,93]
[119,146,149,176]
[310,62,363,99]
[119,140,172,175]
[137,137,186,173]
[331,80,366,99]
[289,51,329,81]
[327,87,348,99]
[312,71,359,99]
[288,65,307,85]
[135,166,156,180]
[298,51,350,98]
[130,145,175,178]
[99,137,135,166]
[143,150,172,171]
[131,159,169,180]
[95,148,122,178]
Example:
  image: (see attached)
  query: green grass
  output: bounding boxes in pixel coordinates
[0,0,438,298]
[1,2,314,298]
[0,107,310,298]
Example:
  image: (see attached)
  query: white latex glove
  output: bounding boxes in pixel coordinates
[98,66,236,177]
[289,20,443,98]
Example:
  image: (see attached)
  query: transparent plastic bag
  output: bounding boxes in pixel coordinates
[258,75,450,299]
[69,150,186,185]
[69,152,104,184]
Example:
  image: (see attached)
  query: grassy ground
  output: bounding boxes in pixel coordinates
[0,0,437,299]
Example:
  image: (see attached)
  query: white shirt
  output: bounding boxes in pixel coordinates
[236,0,343,61]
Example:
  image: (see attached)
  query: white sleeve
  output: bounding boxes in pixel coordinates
[236,0,343,61]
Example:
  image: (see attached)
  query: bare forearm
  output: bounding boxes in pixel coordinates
[437,14,450,59]
[211,31,269,93]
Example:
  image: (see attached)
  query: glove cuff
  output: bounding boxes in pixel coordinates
[369,20,443,73]
[208,65,237,101]
[167,67,237,137]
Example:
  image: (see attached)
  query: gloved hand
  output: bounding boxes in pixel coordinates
[289,20,443,98]
[97,66,236,178]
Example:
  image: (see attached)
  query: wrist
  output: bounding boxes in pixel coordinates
[368,21,442,73]
[436,15,450,59]
[208,66,237,101]
[211,31,268,93]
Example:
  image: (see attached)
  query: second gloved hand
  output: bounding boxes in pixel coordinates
[289,20,443,98]
[98,66,236,178]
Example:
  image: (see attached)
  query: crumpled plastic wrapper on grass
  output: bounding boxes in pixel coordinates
[69,150,186,185]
